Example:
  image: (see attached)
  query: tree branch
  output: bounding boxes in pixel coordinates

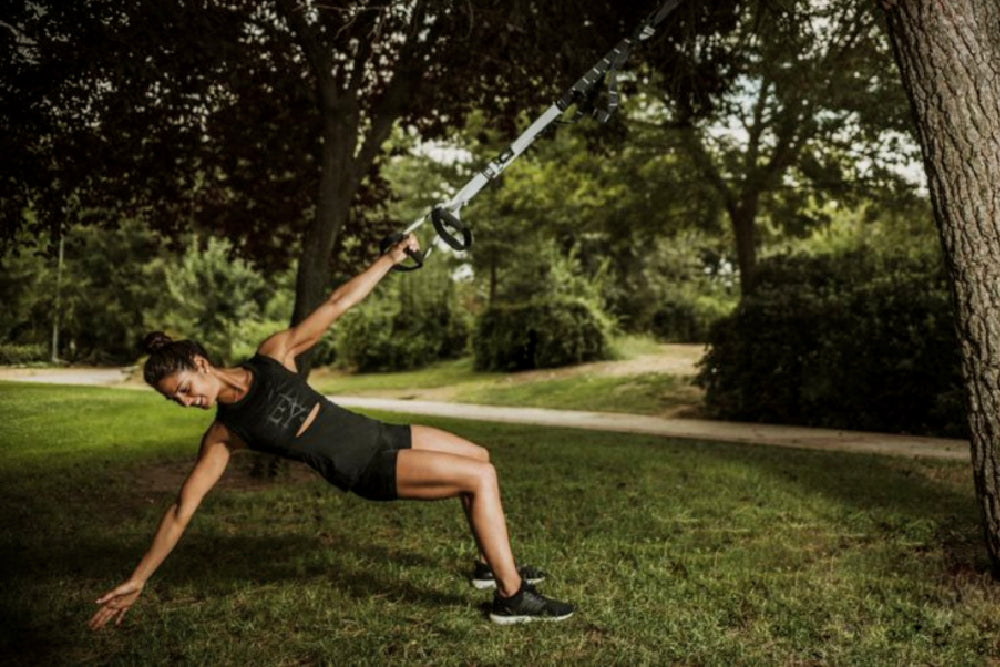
[355,0,431,170]
[675,121,734,212]
[275,0,338,111]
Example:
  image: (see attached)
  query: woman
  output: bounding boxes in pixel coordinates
[89,234,573,629]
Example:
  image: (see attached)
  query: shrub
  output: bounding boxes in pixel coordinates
[650,294,732,343]
[697,251,966,437]
[473,298,612,371]
[335,297,470,373]
[0,343,49,365]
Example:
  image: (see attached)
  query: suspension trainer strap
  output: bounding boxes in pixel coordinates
[379,0,682,268]
[562,0,681,122]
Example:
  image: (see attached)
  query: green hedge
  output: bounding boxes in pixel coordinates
[0,343,49,365]
[650,294,732,343]
[336,302,469,372]
[473,299,611,371]
[698,252,967,437]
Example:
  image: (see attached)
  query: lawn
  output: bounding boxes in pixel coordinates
[309,347,705,419]
[1,381,998,666]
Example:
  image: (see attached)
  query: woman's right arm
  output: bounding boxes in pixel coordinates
[89,422,232,630]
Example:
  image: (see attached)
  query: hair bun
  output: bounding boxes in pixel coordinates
[143,331,174,354]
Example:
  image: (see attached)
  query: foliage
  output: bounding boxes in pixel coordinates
[645,0,918,293]
[0,222,299,367]
[473,297,612,371]
[649,293,731,343]
[440,105,735,339]
[0,343,48,365]
[0,240,55,349]
[619,230,737,342]
[0,1,733,378]
[698,250,966,437]
[462,231,616,371]
[0,220,172,364]
[145,235,293,366]
[334,260,471,372]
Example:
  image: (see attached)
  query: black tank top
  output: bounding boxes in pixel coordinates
[215,353,384,490]
[215,354,324,455]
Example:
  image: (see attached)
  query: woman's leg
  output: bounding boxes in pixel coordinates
[409,426,489,561]
[396,431,522,598]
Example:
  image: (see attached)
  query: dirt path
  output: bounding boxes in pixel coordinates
[500,343,705,381]
[0,367,134,385]
[0,351,969,462]
[330,397,969,462]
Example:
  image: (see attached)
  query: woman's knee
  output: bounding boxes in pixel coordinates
[469,460,498,494]
[451,433,490,463]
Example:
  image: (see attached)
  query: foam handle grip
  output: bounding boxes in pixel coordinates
[431,207,474,250]
[379,233,424,272]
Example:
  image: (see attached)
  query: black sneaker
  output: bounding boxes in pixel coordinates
[471,562,547,590]
[489,583,574,625]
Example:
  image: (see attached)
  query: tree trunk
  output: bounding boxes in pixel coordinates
[729,199,759,296]
[291,112,359,378]
[882,0,1000,574]
[51,233,64,362]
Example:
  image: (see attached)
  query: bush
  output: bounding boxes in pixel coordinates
[650,294,732,343]
[0,343,49,365]
[335,298,470,373]
[698,251,966,437]
[473,298,612,371]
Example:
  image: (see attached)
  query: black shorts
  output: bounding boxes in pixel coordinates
[350,423,412,502]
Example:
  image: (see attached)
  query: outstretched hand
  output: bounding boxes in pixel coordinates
[388,234,420,264]
[89,580,144,630]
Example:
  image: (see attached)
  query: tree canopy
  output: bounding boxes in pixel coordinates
[1,0,737,371]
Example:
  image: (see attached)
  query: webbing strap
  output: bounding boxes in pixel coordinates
[384,0,682,267]
[435,0,682,233]
[443,103,564,213]
[563,0,681,122]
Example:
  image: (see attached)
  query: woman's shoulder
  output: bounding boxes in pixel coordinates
[250,345,298,373]
[205,419,248,451]
[250,351,296,372]
[255,331,300,373]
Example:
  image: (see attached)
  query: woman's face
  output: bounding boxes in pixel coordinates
[155,358,219,409]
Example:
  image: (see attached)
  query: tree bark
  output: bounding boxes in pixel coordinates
[291,113,358,376]
[881,0,1000,574]
[729,198,760,295]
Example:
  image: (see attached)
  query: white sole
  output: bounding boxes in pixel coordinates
[489,611,574,625]
[472,577,545,590]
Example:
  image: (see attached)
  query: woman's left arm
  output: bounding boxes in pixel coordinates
[260,234,419,365]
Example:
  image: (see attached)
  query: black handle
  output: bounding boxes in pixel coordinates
[431,206,474,250]
[379,233,424,272]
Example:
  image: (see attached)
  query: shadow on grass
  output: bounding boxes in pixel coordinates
[3,532,470,664]
[492,426,987,578]
[663,437,988,572]
[0,481,470,665]
[687,437,974,515]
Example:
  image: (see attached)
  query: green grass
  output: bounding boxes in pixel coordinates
[311,358,494,395]
[460,372,702,415]
[311,346,704,418]
[2,381,998,666]
[608,334,677,359]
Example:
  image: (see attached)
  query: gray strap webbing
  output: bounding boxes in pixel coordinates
[404,0,682,243]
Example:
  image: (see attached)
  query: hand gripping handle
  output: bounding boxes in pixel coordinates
[379,233,424,272]
[431,206,474,250]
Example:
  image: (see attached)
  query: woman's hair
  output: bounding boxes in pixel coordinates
[142,331,210,386]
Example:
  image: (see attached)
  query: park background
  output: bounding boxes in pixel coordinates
[3,0,1000,665]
